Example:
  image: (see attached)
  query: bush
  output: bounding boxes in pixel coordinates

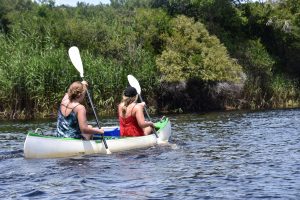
[156,15,243,83]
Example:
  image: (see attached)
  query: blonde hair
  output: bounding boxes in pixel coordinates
[67,81,87,101]
[121,95,138,116]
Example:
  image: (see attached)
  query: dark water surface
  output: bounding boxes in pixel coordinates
[0,109,299,199]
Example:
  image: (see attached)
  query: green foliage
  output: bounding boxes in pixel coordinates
[0,0,300,119]
[156,15,242,83]
[270,74,299,108]
[0,2,162,119]
[0,0,35,33]
[242,0,300,77]
[237,39,275,109]
[238,39,275,76]
[0,30,71,118]
[151,0,248,46]
[133,8,170,54]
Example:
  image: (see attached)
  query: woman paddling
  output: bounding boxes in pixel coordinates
[118,86,154,137]
[56,81,104,140]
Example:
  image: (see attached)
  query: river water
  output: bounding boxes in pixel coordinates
[0,109,299,199]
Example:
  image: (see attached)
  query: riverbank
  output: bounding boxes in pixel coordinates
[1,101,299,121]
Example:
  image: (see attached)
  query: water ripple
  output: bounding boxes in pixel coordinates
[0,109,299,199]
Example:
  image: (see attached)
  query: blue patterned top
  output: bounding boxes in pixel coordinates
[56,107,82,139]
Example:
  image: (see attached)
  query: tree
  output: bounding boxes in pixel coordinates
[156,15,243,83]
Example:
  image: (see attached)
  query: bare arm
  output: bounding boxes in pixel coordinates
[134,104,154,128]
[76,105,104,134]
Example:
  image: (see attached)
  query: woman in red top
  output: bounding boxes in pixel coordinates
[118,86,154,137]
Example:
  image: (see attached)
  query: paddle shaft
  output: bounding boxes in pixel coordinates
[84,80,108,149]
[138,94,158,138]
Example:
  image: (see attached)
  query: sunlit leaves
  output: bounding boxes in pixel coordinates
[156,15,243,83]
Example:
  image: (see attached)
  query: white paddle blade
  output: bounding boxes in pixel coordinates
[127,74,141,94]
[68,46,84,78]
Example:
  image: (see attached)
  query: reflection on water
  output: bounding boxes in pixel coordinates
[0,109,299,199]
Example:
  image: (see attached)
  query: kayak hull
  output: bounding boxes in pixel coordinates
[24,118,171,159]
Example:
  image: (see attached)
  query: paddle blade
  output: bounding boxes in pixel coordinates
[68,46,84,78]
[127,74,141,94]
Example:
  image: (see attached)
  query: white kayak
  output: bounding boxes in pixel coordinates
[24,117,171,159]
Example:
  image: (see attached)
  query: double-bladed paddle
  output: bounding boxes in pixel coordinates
[127,75,158,138]
[68,46,111,154]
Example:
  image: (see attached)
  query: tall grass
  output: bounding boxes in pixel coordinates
[0,31,73,119]
[270,75,300,108]
[81,45,158,116]
[0,2,299,120]
[0,29,157,119]
[0,28,299,119]
[242,74,300,109]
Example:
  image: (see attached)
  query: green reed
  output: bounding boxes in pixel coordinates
[0,30,157,119]
[270,75,300,108]
[242,74,300,110]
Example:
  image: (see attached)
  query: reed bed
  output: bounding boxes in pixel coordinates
[270,75,300,108]
[0,31,157,119]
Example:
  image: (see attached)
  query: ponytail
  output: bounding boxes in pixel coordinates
[121,95,138,116]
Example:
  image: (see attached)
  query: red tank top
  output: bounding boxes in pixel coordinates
[119,105,144,137]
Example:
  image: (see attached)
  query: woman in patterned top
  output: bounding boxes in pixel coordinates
[56,81,104,140]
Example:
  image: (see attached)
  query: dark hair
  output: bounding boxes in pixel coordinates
[124,86,137,97]
[121,86,138,116]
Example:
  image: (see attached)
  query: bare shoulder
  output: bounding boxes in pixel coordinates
[133,103,144,112]
[118,103,124,111]
[61,94,69,104]
[63,93,69,100]
[74,104,86,114]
